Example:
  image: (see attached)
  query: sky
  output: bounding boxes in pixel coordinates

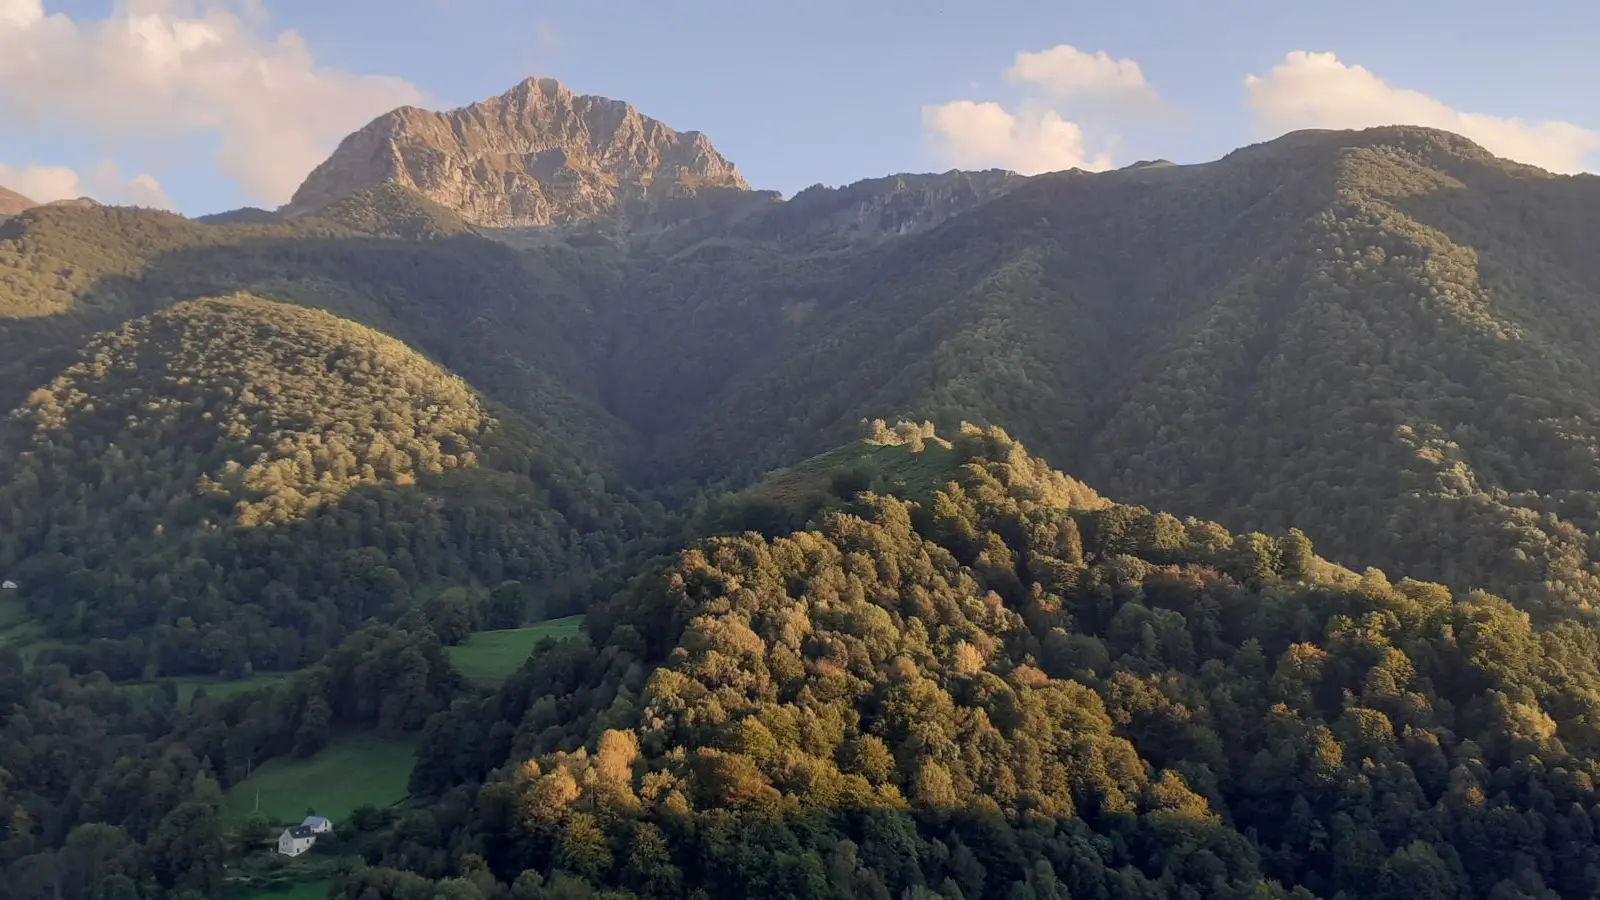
[0,0,1595,216]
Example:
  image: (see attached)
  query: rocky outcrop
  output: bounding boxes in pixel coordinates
[640,169,1028,251]
[748,169,1027,243]
[284,77,749,229]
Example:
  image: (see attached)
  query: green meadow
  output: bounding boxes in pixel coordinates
[223,734,419,826]
[740,437,959,513]
[244,879,333,900]
[445,615,583,683]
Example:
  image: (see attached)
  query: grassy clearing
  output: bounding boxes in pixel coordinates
[244,879,333,900]
[446,615,583,683]
[223,733,418,826]
[742,438,960,514]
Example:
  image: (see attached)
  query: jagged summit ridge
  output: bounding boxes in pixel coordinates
[284,77,750,228]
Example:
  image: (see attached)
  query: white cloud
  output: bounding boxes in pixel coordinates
[1245,51,1600,174]
[0,0,427,206]
[1007,45,1154,99]
[923,101,1113,174]
[0,158,174,209]
[924,44,1147,175]
[0,162,78,204]
[0,0,41,30]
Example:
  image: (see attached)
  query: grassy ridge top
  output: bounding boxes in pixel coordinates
[738,424,959,509]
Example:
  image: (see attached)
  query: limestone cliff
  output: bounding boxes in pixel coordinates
[284,77,749,228]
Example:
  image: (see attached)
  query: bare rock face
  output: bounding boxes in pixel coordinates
[284,78,749,228]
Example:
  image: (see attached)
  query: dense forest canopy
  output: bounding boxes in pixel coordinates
[1,124,1599,899]
[0,294,652,678]
[344,427,1600,899]
[602,128,1600,624]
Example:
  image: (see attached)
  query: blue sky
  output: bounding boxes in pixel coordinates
[1,0,1595,215]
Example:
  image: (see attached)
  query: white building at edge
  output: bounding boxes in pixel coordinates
[275,815,333,856]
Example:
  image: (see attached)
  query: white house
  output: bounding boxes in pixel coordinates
[276,825,316,857]
[275,816,333,856]
[0,580,16,591]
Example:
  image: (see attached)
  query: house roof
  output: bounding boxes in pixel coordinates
[302,815,330,826]
[286,825,315,838]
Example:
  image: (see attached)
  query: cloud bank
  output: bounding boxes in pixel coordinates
[1245,51,1600,174]
[924,44,1154,174]
[0,0,427,206]
[0,159,172,208]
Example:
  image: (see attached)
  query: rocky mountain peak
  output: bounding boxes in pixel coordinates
[284,77,749,228]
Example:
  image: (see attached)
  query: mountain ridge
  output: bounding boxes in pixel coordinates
[0,185,33,216]
[283,76,750,228]
[9,119,1600,899]
[280,76,1039,244]
[6,123,1596,626]
[590,124,1600,623]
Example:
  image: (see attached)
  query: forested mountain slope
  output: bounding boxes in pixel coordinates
[0,295,650,677]
[380,427,1600,899]
[609,127,1600,621]
[0,193,631,462]
[1,111,1600,897]
[4,125,1600,630]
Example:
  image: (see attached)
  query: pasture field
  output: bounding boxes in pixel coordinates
[445,615,583,683]
[223,733,419,825]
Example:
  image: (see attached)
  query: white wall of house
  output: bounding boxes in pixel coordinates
[274,817,333,856]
